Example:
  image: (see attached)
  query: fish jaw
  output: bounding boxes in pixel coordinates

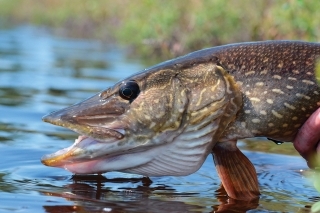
[41,136,154,174]
[41,136,118,167]
[41,114,225,175]
[41,92,135,173]
[41,92,130,142]
[40,125,212,175]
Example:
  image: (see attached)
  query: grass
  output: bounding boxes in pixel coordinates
[0,0,319,61]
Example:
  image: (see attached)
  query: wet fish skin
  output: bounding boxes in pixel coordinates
[156,41,320,142]
[42,41,320,200]
[215,41,320,142]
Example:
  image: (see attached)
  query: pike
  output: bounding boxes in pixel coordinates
[42,41,320,200]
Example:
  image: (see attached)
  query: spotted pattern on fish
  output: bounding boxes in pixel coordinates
[212,41,320,141]
[146,41,320,142]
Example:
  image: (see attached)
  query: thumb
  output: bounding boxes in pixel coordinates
[293,108,320,167]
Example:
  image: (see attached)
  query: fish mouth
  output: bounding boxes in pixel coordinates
[41,96,131,173]
[41,132,128,174]
[41,129,163,175]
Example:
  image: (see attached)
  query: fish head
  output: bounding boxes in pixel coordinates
[42,63,242,176]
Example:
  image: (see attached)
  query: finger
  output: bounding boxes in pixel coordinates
[293,108,320,163]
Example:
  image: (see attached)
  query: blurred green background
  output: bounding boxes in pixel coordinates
[1,0,319,62]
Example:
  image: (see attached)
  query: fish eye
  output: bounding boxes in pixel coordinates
[119,80,140,101]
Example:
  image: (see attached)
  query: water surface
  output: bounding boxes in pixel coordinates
[0,26,318,213]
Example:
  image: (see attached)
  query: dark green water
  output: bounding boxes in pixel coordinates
[0,26,318,213]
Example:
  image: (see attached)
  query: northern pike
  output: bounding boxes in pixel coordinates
[42,41,320,200]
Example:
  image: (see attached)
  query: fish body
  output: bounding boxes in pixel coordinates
[147,41,320,142]
[42,41,320,200]
[214,41,320,142]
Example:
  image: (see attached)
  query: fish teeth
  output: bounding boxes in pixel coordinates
[75,135,88,144]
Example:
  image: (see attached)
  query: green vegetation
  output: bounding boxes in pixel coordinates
[316,59,320,85]
[0,0,319,60]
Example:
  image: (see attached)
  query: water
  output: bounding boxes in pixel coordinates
[0,26,318,213]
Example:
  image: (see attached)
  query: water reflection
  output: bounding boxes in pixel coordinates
[0,87,38,106]
[40,176,203,213]
[40,175,260,213]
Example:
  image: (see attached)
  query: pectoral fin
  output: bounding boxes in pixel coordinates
[212,141,260,200]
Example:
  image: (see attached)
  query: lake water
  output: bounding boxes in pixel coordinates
[0,26,319,213]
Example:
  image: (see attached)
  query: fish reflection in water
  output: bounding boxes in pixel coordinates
[40,175,259,213]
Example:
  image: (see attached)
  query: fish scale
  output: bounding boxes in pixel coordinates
[212,41,320,142]
[157,41,320,142]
